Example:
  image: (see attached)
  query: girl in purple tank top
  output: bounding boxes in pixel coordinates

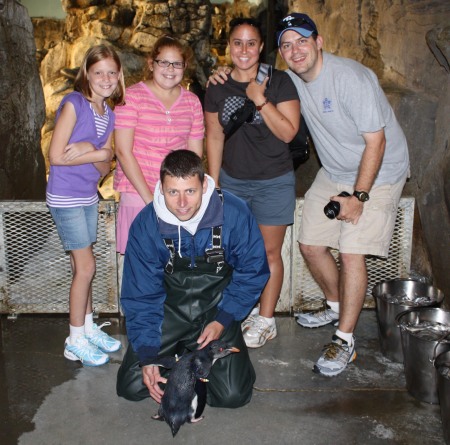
[46,45,125,366]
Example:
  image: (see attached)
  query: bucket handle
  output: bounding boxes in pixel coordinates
[430,331,450,365]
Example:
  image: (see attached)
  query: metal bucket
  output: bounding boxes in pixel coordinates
[396,307,450,404]
[435,351,450,444]
[372,279,444,362]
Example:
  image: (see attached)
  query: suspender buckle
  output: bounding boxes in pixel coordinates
[205,248,225,264]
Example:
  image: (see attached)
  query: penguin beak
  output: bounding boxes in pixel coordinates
[227,347,240,353]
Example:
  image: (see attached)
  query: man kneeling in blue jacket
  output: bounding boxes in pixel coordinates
[117,149,270,407]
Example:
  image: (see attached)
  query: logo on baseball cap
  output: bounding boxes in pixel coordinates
[276,13,318,46]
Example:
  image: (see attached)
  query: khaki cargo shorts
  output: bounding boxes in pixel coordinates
[298,168,407,257]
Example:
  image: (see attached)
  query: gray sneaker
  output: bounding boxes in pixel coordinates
[313,335,356,376]
[296,301,339,328]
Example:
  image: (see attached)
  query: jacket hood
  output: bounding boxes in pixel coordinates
[154,174,224,239]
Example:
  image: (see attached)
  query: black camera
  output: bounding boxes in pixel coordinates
[323,191,350,219]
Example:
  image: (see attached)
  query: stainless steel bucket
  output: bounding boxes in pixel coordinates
[396,307,450,404]
[435,351,450,444]
[372,279,444,362]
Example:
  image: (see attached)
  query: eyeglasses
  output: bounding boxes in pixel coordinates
[154,59,185,69]
[276,16,316,33]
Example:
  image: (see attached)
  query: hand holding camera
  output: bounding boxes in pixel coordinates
[323,192,351,219]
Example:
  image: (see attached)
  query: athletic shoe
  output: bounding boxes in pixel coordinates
[313,334,356,376]
[85,322,122,353]
[64,336,109,366]
[243,315,277,348]
[241,306,260,332]
[296,301,339,328]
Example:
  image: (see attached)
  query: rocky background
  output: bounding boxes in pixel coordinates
[1,0,449,299]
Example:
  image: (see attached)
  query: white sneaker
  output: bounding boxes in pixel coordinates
[64,336,109,366]
[242,306,260,332]
[85,322,121,353]
[243,315,277,349]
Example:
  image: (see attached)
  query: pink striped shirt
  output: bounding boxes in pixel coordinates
[113,81,204,194]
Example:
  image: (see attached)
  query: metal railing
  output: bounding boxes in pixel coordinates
[0,198,414,315]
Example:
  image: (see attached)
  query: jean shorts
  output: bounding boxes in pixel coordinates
[219,169,295,226]
[48,204,98,251]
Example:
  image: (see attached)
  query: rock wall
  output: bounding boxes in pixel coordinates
[9,0,449,298]
[0,0,46,199]
[36,0,214,173]
[288,0,450,301]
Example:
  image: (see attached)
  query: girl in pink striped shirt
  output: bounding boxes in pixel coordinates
[114,35,204,255]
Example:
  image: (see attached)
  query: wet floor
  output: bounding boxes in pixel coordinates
[0,311,447,445]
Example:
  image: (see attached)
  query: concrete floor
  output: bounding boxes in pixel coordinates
[0,310,447,445]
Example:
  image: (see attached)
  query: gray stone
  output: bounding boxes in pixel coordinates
[0,0,46,199]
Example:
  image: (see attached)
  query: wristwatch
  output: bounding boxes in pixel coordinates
[353,190,370,202]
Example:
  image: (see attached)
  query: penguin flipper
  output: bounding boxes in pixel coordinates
[193,379,207,419]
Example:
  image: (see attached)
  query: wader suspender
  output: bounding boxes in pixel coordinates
[163,189,225,274]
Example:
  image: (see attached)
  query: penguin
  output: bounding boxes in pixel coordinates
[150,340,240,437]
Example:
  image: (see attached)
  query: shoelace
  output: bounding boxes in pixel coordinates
[95,321,112,331]
[312,301,335,318]
[323,341,347,359]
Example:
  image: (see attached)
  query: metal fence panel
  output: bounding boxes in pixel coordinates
[287,197,415,311]
[0,200,118,314]
[0,198,413,315]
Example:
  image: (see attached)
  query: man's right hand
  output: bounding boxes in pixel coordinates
[208,66,233,86]
[142,365,167,403]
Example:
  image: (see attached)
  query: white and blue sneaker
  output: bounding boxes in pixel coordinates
[85,322,121,353]
[313,334,356,376]
[64,336,109,366]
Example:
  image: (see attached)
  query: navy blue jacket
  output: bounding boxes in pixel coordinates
[121,190,270,363]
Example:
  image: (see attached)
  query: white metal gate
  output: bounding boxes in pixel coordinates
[0,200,118,314]
[0,198,414,315]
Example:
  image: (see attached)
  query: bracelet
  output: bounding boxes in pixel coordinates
[256,98,269,111]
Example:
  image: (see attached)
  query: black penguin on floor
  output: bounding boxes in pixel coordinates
[150,340,240,436]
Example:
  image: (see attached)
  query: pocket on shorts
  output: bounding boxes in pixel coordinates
[358,192,397,248]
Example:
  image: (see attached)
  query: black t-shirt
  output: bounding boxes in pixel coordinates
[205,69,299,180]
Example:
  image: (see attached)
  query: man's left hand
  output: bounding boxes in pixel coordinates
[334,195,364,225]
[197,321,224,349]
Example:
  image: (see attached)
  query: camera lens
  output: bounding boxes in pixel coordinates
[323,191,350,219]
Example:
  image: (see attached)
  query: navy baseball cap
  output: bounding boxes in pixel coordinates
[276,13,318,46]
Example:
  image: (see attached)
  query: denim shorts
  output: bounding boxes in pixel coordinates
[219,169,295,226]
[48,204,98,251]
